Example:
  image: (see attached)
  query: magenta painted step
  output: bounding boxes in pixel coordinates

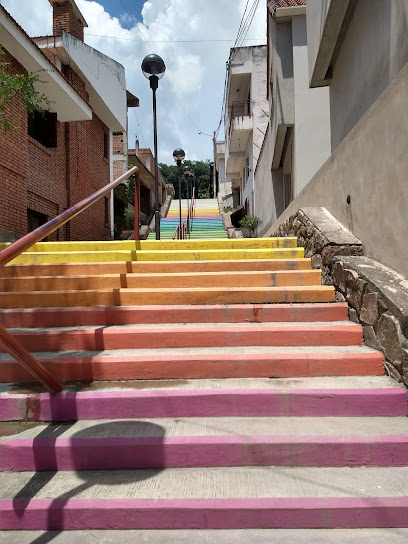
[3,324,363,352]
[2,435,408,471]
[2,497,408,530]
[0,303,349,329]
[1,388,406,422]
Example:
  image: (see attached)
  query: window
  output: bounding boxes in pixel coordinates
[104,196,109,226]
[103,131,109,159]
[28,112,57,148]
[27,209,48,233]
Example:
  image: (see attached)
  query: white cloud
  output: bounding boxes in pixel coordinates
[1,0,266,164]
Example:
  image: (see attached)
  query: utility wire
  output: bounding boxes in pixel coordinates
[85,33,264,43]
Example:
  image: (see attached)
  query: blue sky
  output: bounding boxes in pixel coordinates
[98,0,145,27]
[1,0,266,163]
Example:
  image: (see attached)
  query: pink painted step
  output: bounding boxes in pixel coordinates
[0,303,349,328]
[3,434,408,471]
[3,324,363,352]
[2,497,408,530]
[1,388,406,422]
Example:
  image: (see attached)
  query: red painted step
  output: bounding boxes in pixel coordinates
[0,303,349,329]
[3,323,363,352]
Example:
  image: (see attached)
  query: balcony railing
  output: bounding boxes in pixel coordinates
[228,100,252,137]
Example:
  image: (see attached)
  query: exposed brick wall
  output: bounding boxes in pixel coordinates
[61,64,88,102]
[52,1,85,41]
[113,133,124,154]
[0,50,29,237]
[0,48,111,242]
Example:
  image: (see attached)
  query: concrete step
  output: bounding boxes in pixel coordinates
[0,238,297,253]
[3,529,408,544]
[0,270,323,292]
[0,303,348,328]
[0,285,335,308]
[0,345,383,383]
[2,321,362,352]
[1,376,403,421]
[2,466,408,529]
[0,259,313,278]
[7,247,305,265]
[2,416,408,470]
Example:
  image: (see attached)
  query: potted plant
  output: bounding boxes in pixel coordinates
[239,214,262,238]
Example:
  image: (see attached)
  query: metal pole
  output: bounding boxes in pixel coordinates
[186,174,190,236]
[151,76,160,240]
[178,161,182,236]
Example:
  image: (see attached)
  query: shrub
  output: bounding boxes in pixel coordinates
[239,214,262,238]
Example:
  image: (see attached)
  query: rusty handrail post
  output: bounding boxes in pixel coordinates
[0,324,62,393]
[133,170,140,240]
[0,166,140,268]
[0,166,139,393]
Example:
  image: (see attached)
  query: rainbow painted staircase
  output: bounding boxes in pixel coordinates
[149,198,228,239]
[0,236,408,541]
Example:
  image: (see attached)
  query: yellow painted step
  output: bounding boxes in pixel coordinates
[0,238,298,253]
[0,259,312,277]
[0,285,335,308]
[8,247,304,264]
[0,270,322,292]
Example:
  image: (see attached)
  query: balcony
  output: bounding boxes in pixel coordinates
[225,100,253,176]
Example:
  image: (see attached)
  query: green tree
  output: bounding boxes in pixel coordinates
[159,159,211,199]
[0,46,51,135]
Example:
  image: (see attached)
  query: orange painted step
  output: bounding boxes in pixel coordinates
[3,323,363,352]
[0,270,322,292]
[0,304,350,329]
[0,286,335,308]
[0,259,312,277]
[0,351,383,383]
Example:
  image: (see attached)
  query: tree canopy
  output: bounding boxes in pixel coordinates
[159,159,212,199]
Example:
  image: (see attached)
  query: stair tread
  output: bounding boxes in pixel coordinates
[3,466,408,500]
[3,416,408,440]
[6,320,358,333]
[0,375,399,394]
[2,529,408,544]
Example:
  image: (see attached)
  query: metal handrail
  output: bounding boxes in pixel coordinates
[173,225,180,240]
[0,166,140,393]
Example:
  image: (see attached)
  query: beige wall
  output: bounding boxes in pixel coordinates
[265,61,408,278]
[330,0,408,150]
[291,15,331,194]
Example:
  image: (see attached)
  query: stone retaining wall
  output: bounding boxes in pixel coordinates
[272,207,408,388]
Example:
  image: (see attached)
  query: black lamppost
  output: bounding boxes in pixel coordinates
[141,53,166,240]
[173,148,185,237]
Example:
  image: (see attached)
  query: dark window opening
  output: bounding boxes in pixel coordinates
[28,111,57,148]
[103,131,109,159]
[105,196,109,226]
[27,209,48,239]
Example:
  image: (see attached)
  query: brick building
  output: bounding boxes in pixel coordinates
[0,0,137,242]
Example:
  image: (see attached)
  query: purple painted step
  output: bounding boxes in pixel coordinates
[1,387,407,422]
[2,497,408,530]
[3,434,408,471]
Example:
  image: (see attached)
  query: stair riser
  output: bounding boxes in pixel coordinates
[2,497,408,530]
[0,303,349,328]
[4,326,362,352]
[0,353,383,383]
[3,436,408,471]
[0,259,312,278]
[0,286,335,308]
[2,388,403,422]
[0,270,322,292]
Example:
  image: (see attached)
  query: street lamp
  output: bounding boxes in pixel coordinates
[173,148,185,238]
[141,53,166,240]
